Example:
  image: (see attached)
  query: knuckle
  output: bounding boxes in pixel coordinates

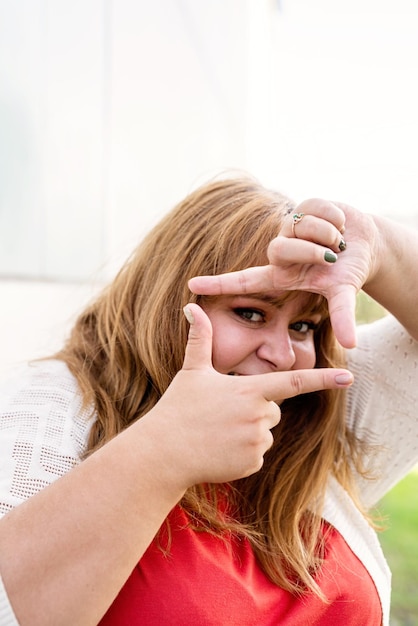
[246,456,265,477]
[267,236,282,261]
[237,271,249,294]
[251,421,267,446]
[265,430,274,451]
[290,372,305,395]
[271,403,281,426]
[266,401,281,427]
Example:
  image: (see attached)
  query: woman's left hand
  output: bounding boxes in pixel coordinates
[189,198,417,347]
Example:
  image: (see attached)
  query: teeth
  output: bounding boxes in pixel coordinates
[228,372,240,376]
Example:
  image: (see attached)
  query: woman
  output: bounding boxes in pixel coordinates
[0,177,416,625]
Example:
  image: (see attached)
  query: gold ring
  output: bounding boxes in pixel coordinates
[291,213,305,238]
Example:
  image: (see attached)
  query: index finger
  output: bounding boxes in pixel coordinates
[188,265,276,296]
[255,367,354,402]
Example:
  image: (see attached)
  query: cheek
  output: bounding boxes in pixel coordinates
[293,339,317,369]
[210,323,249,373]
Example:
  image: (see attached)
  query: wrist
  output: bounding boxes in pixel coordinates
[128,409,193,497]
[360,213,388,298]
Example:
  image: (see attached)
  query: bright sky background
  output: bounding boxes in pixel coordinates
[247,0,418,218]
[0,0,417,370]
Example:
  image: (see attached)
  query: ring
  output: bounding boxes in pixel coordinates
[291,213,305,237]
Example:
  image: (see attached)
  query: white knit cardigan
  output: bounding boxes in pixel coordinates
[0,315,417,625]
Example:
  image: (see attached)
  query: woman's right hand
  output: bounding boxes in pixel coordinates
[147,303,353,489]
[0,305,352,626]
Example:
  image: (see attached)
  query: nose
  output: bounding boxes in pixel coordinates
[256,328,296,371]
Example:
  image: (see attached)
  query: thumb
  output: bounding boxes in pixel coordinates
[328,285,358,348]
[182,303,214,370]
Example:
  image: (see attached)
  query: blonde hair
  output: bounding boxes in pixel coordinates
[57,176,367,597]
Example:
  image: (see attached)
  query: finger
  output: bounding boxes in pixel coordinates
[267,236,339,266]
[288,199,346,233]
[267,400,281,430]
[256,367,354,403]
[282,215,346,253]
[188,265,277,296]
[182,303,214,370]
[327,286,358,348]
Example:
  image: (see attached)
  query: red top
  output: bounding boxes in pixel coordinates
[100,505,382,625]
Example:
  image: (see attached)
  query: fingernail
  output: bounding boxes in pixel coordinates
[335,372,354,386]
[338,238,347,252]
[183,306,195,325]
[324,250,338,263]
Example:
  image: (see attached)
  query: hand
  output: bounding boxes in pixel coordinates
[151,303,353,488]
[188,199,380,348]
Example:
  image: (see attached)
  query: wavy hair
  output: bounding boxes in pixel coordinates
[57,176,367,598]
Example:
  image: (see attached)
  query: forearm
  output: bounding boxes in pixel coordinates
[0,412,186,626]
[363,214,418,340]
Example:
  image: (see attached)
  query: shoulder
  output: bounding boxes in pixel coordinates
[0,360,95,516]
[0,359,93,449]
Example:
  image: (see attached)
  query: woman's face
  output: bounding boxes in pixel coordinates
[202,293,321,376]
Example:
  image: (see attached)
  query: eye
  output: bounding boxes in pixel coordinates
[289,320,318,335]
[234,308,265,323]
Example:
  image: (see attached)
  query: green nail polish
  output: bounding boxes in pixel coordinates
[339,238,347,252]
[324,250,338,263]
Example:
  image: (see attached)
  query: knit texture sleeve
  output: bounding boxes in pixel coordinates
[0,360,94,518]
[346,315,418,508]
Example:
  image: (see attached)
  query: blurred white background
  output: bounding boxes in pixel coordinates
[1,0,418,371]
